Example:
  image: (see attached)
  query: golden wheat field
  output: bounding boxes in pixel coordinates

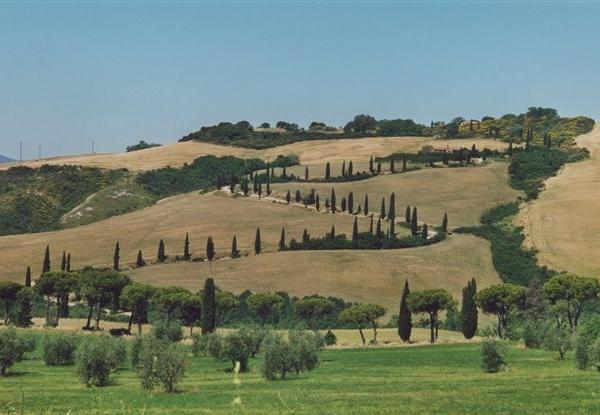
[272,161,520,228]
[1,136,508,171]
[520,123,600,277]
[128,234,501,311]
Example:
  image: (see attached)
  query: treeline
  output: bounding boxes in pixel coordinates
[0,165,126,236]
[125,140,162,152]
[376,145,502,166]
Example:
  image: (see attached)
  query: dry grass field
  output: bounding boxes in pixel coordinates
[1,136,507,171]
[520,123,600,276]
[129,234,501,311]
[0,192,361,281]
[272,161,520,228]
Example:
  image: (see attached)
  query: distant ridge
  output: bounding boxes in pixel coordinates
[0,154,14,163]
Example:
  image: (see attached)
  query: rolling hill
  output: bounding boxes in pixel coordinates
[0,154,14,163]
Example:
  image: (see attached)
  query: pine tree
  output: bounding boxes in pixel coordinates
[376,218,382,238]
[136,250,145,267]
[113,242,120,270]
[201,278,216,334]
[325,162,331,179]
[348,161,354,177]
[316,194,320,211]
[348,192,354,214]
[411,207,418,236]
[279,227,286,251]
[380,198,386,219]
[330,188,336,213]
[369,155,374,173]
[341,197,347,212]
[231,235,239,258]
[25,266,31,287]
[66,253,71,272]
[206,237,215,261]
[441,212,448,233]
[390,159,395,173]
[305,166,309,180]
[389,193,396,220]
[254,228,261,255]
[398,279,412,342]
[364,194,369,216]
[295,190,301,203]
[421,223,428,239]
[377,162,382,174]
[405,205,411,224]
[184,232,191,260]
[352,217,358,241]
[286,190,291,204]
[341,160,346,177]
[460,279,478,339]
[158,240,166,262]
[41,245,51,275]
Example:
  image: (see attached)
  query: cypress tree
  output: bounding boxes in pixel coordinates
[316,195,320,211]
[369,216,374,234]
[136,250,145,267]
[348,161,353,176]
[380,198,386,219]
[330,188,336,213]
[364,194,369,216]
[369,155,374,173]
[302,228,310,243]
[66,253,71,272]
[325,198,330,211]
[405,205,411,224]
[411,207,418,236]
[341,197,347,212]
[231,235,239,258]
[271,167,275,177]
[390,219,395,238]
[113,242,120,271]
[460,279,478,339]
[441,212,448,233]
[25,266,31,287]
[286,190,291,204]
[398,279,412,342]
[254,228,261,255]
[201,278,216,334]
[253,176,258,193]
[402,155,407,172]
[279,227,286,251]
[42,245,51,274]
[15,289,33,328]
[305,166,309,180]
[158,240,166,262]
[508,141,513,156]
[330,225,336,240]
[282,166,287,177]
[348,192,354,214]
[295,190,301,203]
[266,181,271,195]
[258,183,262,198]
[341,160,346,177]
[206,237,215,261]
[389,193,396,220]
[376,218,382,238]
[184,232,191,260]
[390,159,395,173]
[60,251,66,272]
[421,223,428,239]
[352,217,358,241]
[325,162,331,179]
[377,162,382,174]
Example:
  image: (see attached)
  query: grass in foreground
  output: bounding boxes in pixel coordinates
[1,340,599,414]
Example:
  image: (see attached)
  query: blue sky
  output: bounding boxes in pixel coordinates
[1,1,599,158]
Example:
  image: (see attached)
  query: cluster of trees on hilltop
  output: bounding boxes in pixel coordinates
[126,140,162,152]
[0,165,126,236]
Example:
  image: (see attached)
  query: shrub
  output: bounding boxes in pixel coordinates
[137,337,186,392]
[221,332,251,372]
[109,328,130,337]
[16,333,36,360]
[522,321,544,349]
[481,338,506,373]
[261,331,320,380]
[543,326,572,360]
[43,335,77,365]
[152,319,183,342]
[130,335,144,368]
[589,338,600,371]
[0,328,26,376]
[191,332,224,357]
[324,330,337,346]
[238,325,270,357]
[77,336,124,387]
[575,335,592,370]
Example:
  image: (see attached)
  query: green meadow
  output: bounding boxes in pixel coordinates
[2,340,599,414]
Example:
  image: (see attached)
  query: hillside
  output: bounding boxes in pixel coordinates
[520,123,600,276]
[0,154,13,163]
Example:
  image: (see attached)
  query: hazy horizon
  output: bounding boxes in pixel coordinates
[1,2,599,159]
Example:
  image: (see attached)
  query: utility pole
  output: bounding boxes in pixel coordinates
[19,141,23,165]
[91,140,95,154]
[38,145,41,161]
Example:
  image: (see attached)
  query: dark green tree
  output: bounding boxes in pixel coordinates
[408,289,455,343]
[113,242,120,271]
[15,287,33,328]
[61,251,67,272]
[369,155,374,173]
[411,207,418,236]
[460,278,478,340]
[380,198,386,219]
[388,193,396,220]
[157,240,166,262]
[201,278,216,334]
[206,237,215,261]
[421,223,428,239]
[341,197,347,211]
[136,250,145,267]
[390,159,395,173]
[254,228,261,255]
[331,188,336,213]
[352,217,359,241]
[286,190,291,204]
[341,160,346,177]
[348,161,354,176]
[304,166,309,180]
[405,205,411,224]
[315,194,320,211]
[441,212,448,233]
[25,266,31,287]
[376,218,382,238]
[402,155,407,171]
[348,192,354,214]
[377,162,382,174]
[183,232,191,260]
[279,227,286,251]
[231,235,240,258]
[364,194,369,216]
[325,162,331,179]
[0,282,21,325]
[66,253,71,272]
[295,190,301,203]
[398,279,412,342]
[42,245,51,274]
